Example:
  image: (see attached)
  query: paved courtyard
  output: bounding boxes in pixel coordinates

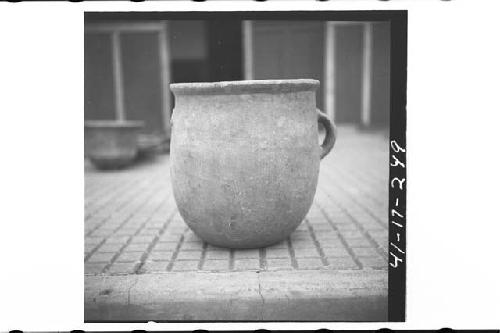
[84,126,389,321]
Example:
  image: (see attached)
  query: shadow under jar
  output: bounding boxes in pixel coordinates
[170,79,336,248]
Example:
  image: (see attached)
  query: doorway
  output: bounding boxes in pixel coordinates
[252,21,325,110]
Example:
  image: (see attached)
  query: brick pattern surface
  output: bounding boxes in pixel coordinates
[85,126,389,276]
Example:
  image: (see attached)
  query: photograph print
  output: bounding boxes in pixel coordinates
[84,10,407,322]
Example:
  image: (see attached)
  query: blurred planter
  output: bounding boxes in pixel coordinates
[84,120,143,170]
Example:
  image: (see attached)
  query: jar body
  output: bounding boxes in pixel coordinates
[170,83,321,248]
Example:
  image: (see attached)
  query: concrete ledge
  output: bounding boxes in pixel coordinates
[85,270,387,322]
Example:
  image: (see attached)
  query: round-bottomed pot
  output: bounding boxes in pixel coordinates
[84,120,143,170]
[170,79,336,248]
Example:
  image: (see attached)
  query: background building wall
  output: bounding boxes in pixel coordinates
[84,33,116,121]
[84,25,168,136]
[334,24,364,124]
[252,21,325,110]
[84,18,391,138]
[207,20,243,82]
[121,31,164,134]
[370,22,391,127]
[169,20,209,83]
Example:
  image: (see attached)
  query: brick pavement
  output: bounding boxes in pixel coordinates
[84,125,389,321]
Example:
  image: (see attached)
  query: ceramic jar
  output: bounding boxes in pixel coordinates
[170,79,335,248]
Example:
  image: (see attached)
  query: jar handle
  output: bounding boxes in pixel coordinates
[317,108,336,160]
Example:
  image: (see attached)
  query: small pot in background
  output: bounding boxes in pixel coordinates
[84,120,143,170]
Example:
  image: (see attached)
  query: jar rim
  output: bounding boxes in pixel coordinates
[170,79,320,96]
[84,120,144,128]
